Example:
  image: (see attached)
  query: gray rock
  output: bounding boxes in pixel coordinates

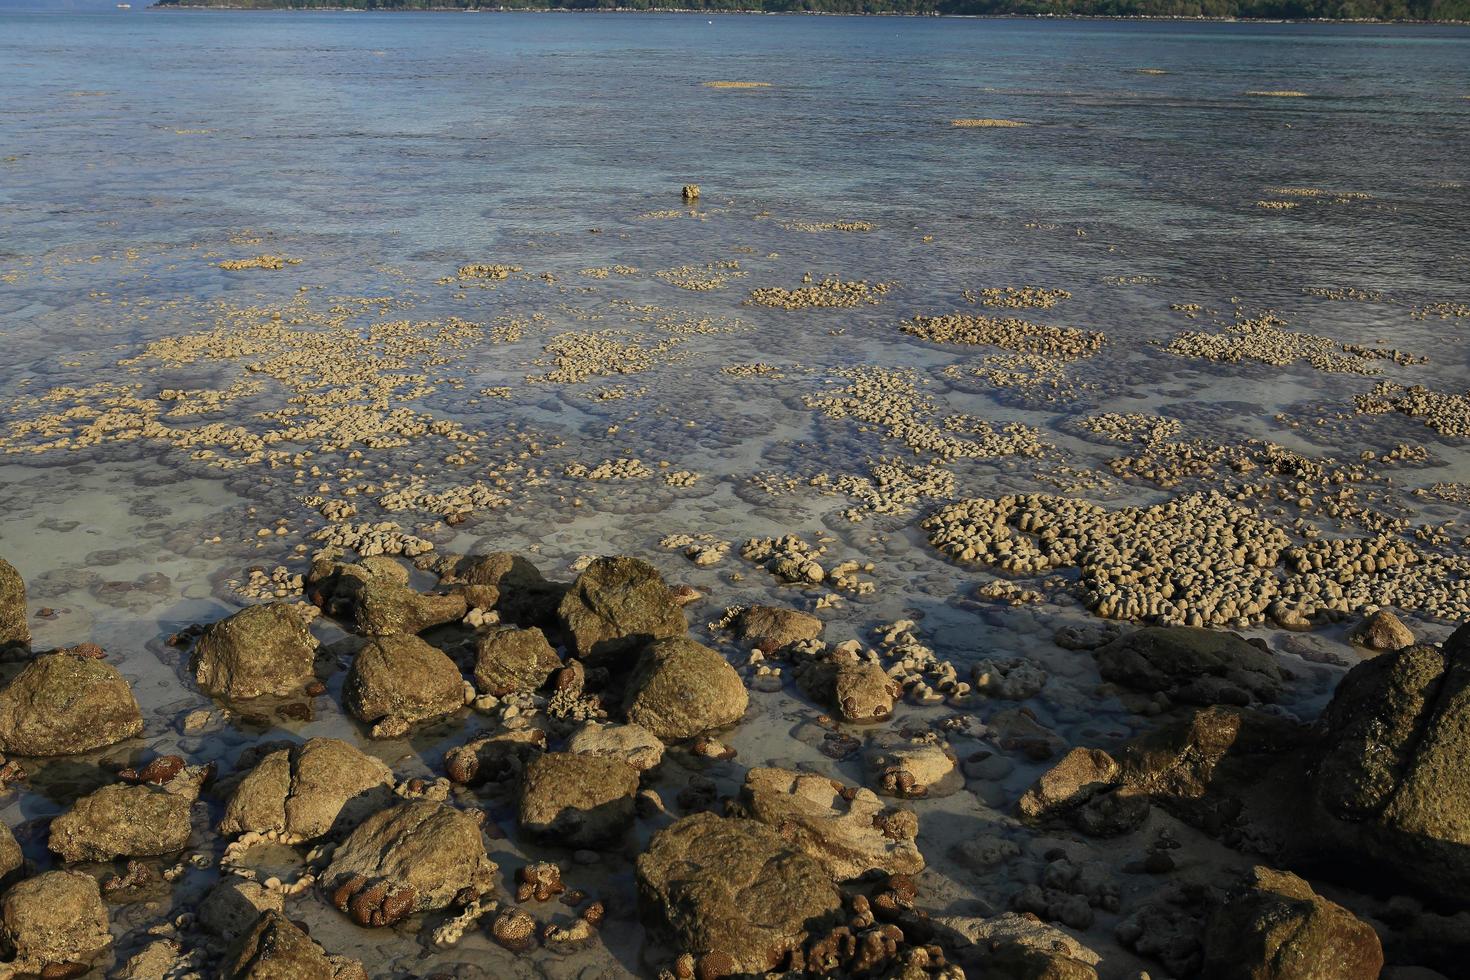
[192,602,319,700]
[636,811,842,973]
[558,556,687,667]
[0,651,143,756]
[344,634,465,738]
[624,636,747,742]
[519,751,639,846]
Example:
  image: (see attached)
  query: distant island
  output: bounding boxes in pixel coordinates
[150,0,1470,22]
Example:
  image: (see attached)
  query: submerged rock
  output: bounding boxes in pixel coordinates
[323,800,496,926]
[519,751,639,847]
[49,782,192,863]
[736,767,923,880]
[0,651,143,756]
[0,557,29,655]
[343,634,465,738]
[0,870,111,971]
[1312,625,1470,903]
[1094,626,1286,706]
[636,811,842,973]
[1202,867,1382,980]
[558,556,687,667]
[220,736,395,841]
[623,636,747,742]
[193,602,319,700]
[472,626,560,697]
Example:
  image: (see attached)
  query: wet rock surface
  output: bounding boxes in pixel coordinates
[558,556,687,666]
[192,602,319,700]
[635,811,843,973]
[623,636,747,741]
[0,651,143,756]
[322,800,496,925]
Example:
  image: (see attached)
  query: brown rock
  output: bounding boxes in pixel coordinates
[0,651,143,756]
[1347,609,1414,653]
[473,626,560,697]
[220,737,394,840]
[49,782,191,863]
[1018,748,1120,822]
[344,634,465,738]
[624,637,747,742]
[558,556,687,667]
[519,752,639,847]
[0,870,111,970]
[192,603,318,700]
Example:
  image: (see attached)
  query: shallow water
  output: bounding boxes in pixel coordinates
[1,10,1470,978]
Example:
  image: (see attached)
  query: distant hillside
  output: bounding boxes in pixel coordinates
[150,0,1470,18]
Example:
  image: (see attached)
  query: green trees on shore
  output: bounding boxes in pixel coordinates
[153,0,1470,20]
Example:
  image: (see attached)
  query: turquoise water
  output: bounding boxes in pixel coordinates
[1,12,1470,977]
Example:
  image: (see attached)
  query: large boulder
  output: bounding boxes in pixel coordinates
[733,606,823,651]
[1201,867,1383,980]
[0,557,29,655]
[192,602,318,700]
[472,626,560,697]
[220,737,395,841]
[0,651,143,756]
[636,811,842,973]
[519,751,639,847]
[557,556,687,666]
[224,909,364,980]
[322,801,496,927]
[49,782,192,862]
[624,637,747,742]
[343,634,465,738]
[737,768,923,880]
[1311,627,1470,902]
[0,870,112,971]
[1094,627,1286,706]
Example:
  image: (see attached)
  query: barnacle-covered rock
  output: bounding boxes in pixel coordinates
[558,556,687,667]
[220,736,395,841]
[49,782,192,863]
[636,811,842,973]
[473,626,561,697]
[192,602,319,700]
[624,637,747,742]
[0,870,112,971]
[323,801,496,926]
[519,752,639,847]
[0,651,143,756]
[491,906,538,953]
[344,634,466,738]
[736,768,923,880]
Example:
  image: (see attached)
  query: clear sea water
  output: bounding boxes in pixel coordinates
[1,11,1469,977]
